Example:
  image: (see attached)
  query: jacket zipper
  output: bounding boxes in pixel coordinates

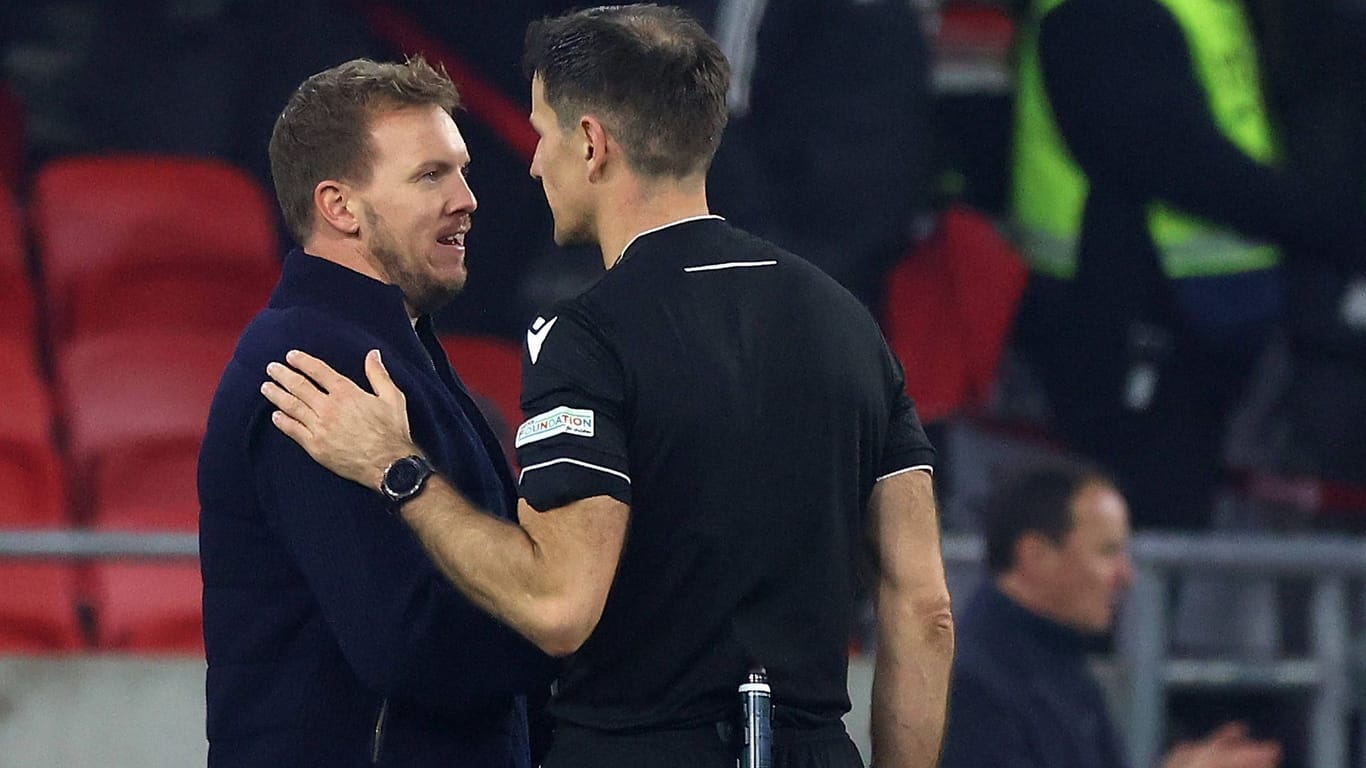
[370,698,390,764]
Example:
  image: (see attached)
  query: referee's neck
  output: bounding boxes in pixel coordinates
[597,177,710,270]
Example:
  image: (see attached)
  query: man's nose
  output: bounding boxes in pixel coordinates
[448,175,477,214]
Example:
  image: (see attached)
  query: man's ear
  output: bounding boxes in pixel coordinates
[314,180,361,235]
[581,115,611,181]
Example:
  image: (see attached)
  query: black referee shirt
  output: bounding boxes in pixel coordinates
[515,217,935,732]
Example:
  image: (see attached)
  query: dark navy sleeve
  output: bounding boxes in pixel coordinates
[515,308,631,511]
[939,673,1043,768]
[878,339,936,480]
[246,342,552,716]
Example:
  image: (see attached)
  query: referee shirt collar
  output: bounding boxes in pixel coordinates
[615,214,725,267]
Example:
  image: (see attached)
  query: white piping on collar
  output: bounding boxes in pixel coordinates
[614,214,725,268]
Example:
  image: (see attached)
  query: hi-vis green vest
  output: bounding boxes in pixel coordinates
[1012,0,1281,280]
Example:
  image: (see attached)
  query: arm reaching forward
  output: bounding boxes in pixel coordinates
[263,348,628,657]
[868,469,954,768]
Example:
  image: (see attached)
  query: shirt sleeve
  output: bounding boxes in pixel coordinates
[878,339,937,481]
[516,308,632,511]
[247,386,551,716]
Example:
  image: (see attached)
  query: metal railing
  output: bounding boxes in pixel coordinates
[0,529,198,560]
[1117,534,1366,768]
[2,528,1364,766]
[941,532,1366,768]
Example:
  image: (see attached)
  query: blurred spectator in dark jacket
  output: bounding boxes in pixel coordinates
[941,462,1283,768]
[517,0,936,314]
[1253,0,1366,493]
[1009,0,1366,530]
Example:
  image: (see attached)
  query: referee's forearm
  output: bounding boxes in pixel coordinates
[399,476,562,651]
[399,477,626,657]
[868,471,954,768]
[871,585,954,768]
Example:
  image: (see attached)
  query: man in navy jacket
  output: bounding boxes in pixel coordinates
[940,464,1280,768]
[197,57,550,767]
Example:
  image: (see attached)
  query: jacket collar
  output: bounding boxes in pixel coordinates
[270,249,428,348]
[979,581,1098,659]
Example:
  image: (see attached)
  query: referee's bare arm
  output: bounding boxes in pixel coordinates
[397,481,626,658]
[868,469,954,768]
[262,348,627,658]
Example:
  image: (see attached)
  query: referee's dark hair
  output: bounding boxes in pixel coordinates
[523,3,730,179]
[268,56,459,246]
[982,461,1118,575]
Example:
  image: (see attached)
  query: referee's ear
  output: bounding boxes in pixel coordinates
[580,115,612,181]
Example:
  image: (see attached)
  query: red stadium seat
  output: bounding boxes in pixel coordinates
[94,501,197,534]
[883,205,1028,422]
[0,81,24,190]
[936,0,1016,53]
[0,561,86,652]
[54,329,235,521]
[883,241,970,423]
[87,558,203,653]
[0,340,65,526]
[29,154,279,347]
[89,449,202,531]
[86,505,202,653]
[0,185,37,357]
[439,333,524,433]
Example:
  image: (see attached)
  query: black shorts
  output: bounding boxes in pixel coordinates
[542,720,863,768]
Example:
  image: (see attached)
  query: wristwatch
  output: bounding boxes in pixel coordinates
[379,455,435,505]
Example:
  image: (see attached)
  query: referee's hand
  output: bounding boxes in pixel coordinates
[262,348,419,492]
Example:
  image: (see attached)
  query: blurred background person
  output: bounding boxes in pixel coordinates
[941,462,1282,768]
[1007,0,1366,533]
[516,0,937,317]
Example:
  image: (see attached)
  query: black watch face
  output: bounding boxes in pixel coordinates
[386,458,422,495]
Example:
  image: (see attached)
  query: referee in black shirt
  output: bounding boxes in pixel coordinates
[261,5,954,767]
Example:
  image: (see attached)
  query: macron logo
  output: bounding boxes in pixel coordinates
[526,315,558,364]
